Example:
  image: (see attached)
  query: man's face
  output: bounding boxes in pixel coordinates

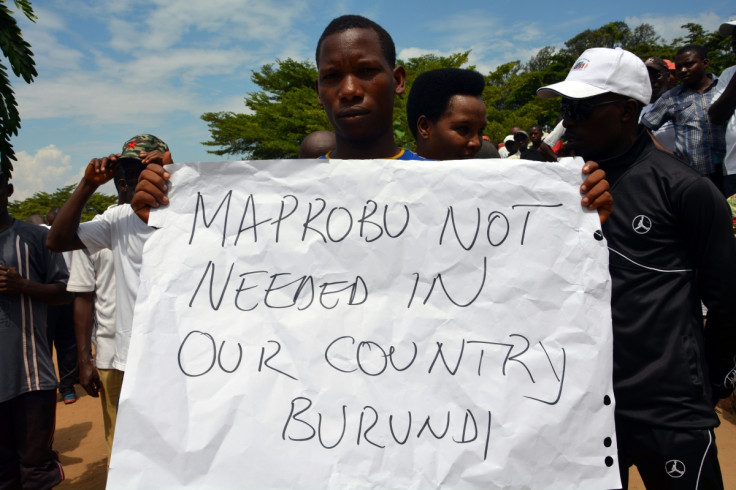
[675,50,708,88]
[646,66,669,102]
[419,95,487,160]
[529,127,542,144]
[315,28,405,144]
[561,95,626,161]
[0,178,12,214]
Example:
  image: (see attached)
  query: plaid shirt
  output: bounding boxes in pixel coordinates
[641,74,726,175]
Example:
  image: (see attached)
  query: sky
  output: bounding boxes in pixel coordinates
[7,0,736,199]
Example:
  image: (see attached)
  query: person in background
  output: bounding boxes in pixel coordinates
[641,56,676,152]
[498,134,516,157]
[65,153,145,466]
[475,136,501,159]
[709,16,736,197]
[0,172,71,489]
[406,68,487,160]
[524,124,558,161]
[46,134,171,465]
[298,130,336,158]
[642,44,726,192]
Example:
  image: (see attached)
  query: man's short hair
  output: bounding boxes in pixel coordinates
[406,68,485,139]
[676,44,707,60]
[316,15,396,68]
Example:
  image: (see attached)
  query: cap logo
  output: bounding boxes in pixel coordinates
[127,142,137,149]
[572,58,590,71]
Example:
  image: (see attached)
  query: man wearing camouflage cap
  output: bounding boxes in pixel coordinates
[538,47,736,489]
[640,56,676,152]
[47,135,171,463]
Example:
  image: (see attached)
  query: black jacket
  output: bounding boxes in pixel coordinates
[600,129,736,429]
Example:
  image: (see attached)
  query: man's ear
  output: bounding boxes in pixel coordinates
[7,184,13,198]
[315,78,323,106]
[620,99,641,124]
[393,66,407,95]
[417,115,432,140]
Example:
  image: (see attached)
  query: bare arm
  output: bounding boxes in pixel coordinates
[46,155,120,252]
[74,292,101,397]
[0,266,72,304]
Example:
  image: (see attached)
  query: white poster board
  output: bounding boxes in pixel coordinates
[108,158,619,489]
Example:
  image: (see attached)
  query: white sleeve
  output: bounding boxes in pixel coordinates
[712,67,734,101]
[543,120,565,146]
[77,209,115,253]
[66,248,96,293]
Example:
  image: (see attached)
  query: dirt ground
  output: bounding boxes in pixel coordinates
[51,386,736,489]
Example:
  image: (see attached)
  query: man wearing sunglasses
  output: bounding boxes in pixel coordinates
[641,56,675,152]
[538,47,736,490]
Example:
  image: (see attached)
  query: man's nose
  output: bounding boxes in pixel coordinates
[339,74,362,99]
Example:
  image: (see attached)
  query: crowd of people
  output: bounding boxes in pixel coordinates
[1,12,736,490]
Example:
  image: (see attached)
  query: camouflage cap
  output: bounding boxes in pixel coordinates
[119,134,169,160]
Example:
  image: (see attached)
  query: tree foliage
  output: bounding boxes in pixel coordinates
[8,184,117,222]
[0,0,37,177]
[202,21,736,154]
[201,58,328,160]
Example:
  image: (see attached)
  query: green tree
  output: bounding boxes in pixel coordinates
[8,184,117,222]
[0,0,37,177]
[201,58,328,160]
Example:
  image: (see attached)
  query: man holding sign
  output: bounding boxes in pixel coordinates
[538,47,736,490]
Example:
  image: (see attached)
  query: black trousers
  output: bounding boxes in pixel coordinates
[0,390,64,490]
[616,418,724,490]
[46,303,77,396]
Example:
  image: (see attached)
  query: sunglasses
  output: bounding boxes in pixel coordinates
[560,99,622,122]
[647,68,666,80]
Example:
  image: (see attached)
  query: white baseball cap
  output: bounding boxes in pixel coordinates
[719,16,736,37]
[536,47,651,105]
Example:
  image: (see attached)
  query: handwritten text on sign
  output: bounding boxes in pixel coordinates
[109,158,619,489]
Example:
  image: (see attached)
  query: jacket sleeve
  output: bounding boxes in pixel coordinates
[678,177,736,400]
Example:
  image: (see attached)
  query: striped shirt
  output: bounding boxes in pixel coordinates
[0,219,68,402]
[641,74,726,175]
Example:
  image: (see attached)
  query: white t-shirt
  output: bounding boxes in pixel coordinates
[67,243,116,369]
[712,65,736,175]
[77,205,155,371]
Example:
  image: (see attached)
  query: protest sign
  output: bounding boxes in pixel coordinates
[107,157,619,489]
